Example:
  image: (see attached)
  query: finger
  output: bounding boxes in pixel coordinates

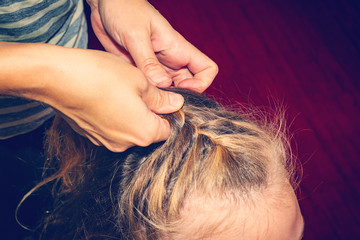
[60,112,104,147]
[177,44,218,92]
[100,85,183,151]
[175,78,212,93]
[120,89,175,147]
[158,37,218,93]
[89,132,131,152]
[91,11,133,62]
[124,32,172,87]
[142,84,184,114]
[162,65,194,84]
[140,110,172,145]
[119,84,183,148]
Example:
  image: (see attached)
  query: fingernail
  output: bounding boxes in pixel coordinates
[169,92,184,108]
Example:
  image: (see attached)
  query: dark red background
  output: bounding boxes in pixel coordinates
[89,0,360,239]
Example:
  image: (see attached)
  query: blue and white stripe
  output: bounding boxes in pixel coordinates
[0,0,88,139]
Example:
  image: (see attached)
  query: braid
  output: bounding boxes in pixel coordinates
[27,89,296,240]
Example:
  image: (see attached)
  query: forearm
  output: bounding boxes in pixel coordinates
[0,41,182,152]
[0,41,105,109]
[0,42,57,101]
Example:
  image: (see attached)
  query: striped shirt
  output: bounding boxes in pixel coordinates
[0,0,88,139]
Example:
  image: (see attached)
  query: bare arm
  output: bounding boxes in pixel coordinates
[0,42,184,151]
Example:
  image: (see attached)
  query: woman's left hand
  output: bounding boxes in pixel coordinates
[86,0,218,93]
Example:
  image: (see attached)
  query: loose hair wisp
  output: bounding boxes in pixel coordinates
[22,89,298,239]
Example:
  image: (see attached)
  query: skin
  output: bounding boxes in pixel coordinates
[0,0,218,151]
[176,188,304,240]
[87,0,218,92]
[0,42,182,151]
[238,190,304,240]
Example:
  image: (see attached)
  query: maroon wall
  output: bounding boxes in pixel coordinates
[88,0,360,238]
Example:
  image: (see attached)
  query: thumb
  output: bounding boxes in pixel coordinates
[125,33,172,87]
[142,85,184,114]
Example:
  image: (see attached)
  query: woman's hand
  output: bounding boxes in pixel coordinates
[86,0,218,93]
[1,42,184,152]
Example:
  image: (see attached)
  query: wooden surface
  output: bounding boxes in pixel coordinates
[89,0,360,239]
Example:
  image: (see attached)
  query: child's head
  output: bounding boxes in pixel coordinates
[40,89,303,239]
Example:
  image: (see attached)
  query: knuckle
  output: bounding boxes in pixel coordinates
[104,140,130,153]
[133,124,161,147]
[142,57,161,74]
[208,60,219,77]
[109,145,128,153]
[135,134,154,147]
[212,61,219,75]
[153,91,166,109]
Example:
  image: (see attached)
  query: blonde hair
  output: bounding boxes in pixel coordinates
[29,89,298,239]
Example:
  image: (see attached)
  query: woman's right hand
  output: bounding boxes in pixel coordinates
[0,42,184,152]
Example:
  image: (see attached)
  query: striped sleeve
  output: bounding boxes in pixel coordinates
[0,0,88,139]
